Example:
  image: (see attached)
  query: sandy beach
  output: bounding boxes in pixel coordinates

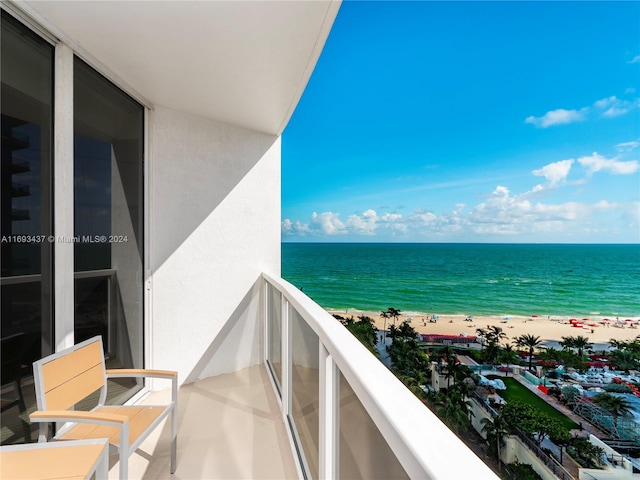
[329,310,640,351]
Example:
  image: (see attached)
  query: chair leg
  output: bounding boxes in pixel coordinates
[119,423,129,480]
[37,422,48,443]
[119,452,127,480]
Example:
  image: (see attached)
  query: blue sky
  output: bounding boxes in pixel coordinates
[281,1,640,243]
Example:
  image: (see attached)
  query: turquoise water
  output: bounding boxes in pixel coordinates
[281,243,640,318]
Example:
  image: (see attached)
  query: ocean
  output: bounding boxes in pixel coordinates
[281,243,640,318]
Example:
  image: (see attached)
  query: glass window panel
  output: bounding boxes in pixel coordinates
[1,10,53,445]
[339,371,409,479]
[74,57,144,399]
[267,283,282,389]
[290,308,319,479]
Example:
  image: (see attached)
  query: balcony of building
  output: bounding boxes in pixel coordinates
[108,273,498,480]
[2,272,498,479]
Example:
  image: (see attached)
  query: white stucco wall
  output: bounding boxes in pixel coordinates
[148,106,281,384]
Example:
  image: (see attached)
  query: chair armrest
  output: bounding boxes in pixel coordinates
[106,369,176,380]
[106,369,178,403]
[30,410,128,425]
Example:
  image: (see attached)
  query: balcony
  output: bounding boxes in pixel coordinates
[119,273,497,479]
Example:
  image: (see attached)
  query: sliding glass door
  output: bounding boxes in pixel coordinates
[1,10,145,444]
[74,58,144,383]
[1,10,54,445]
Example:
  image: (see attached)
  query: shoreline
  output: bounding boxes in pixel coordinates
[328,309,640,350]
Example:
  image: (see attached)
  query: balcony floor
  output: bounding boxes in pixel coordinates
[121,365,298,480]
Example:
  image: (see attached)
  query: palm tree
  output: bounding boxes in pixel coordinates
[572,335,593,357]
[386,307,401,327]
[487,326,507,345]
[436,388,473,434]
[593,392,633,437]
[609,338,626,350]
[475,327,488,350]
[498,344,518,375]
[482,326,508,365]
[559,335,576,352]
[561,335,592,357]
[514,334,542,372]
[610,349,639,373]
[481,414,509,470]
[380,310,391,342]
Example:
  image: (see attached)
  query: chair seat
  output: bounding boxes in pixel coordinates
[59,406,167,446]
[1,439,109,480]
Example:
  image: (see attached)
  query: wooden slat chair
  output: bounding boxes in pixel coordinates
[29,336,177,479]
[0,438,110,480]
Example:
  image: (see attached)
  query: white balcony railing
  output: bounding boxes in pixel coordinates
[262,273,498,480]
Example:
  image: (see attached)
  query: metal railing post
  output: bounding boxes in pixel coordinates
[319,343,339,479]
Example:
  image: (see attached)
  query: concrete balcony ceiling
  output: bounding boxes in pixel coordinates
[21,0,340,135]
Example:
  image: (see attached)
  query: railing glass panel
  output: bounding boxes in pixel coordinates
[290,307,319,479]
[339,370,409,479]
[264,273,498,480]
[266,283,282,390]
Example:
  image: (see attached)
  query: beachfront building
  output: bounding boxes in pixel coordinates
[0,1,497,478]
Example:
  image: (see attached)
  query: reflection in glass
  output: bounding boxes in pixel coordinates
[1,11,53,445]
[339,371,409,479]
[267,283,282,390]
[290,308,319,479]
[75,276,109,345]
[74,58,144,396]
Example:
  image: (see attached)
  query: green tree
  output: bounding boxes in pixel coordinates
[481,326,508,365]
[387,321,430,393]
[559,335,576,352]
[334,315,378,354]
[481,413,509,469]
[550,428,572,464]
[593,392,633,436]
[436,384,474,434]
[610,349,639,373]
[514,334,542,372]
[502,400,568,447]
[475,327,488,351]
[610,335,640,357]
[498,344,519,371]
[572,335,593,357]
[561,385,581,406]
[386,307,402,327]
[568,438,604,469]
[560,335,593,357]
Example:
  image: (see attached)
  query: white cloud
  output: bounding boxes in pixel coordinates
[628,55,640,64]
[532,159,574,186]
[577,152,639,175]
[281,218,311,235]
[283,146,639,241]
[526,94,640,127]
[525,108,586,128]
[615,140,640,153]
[283,195,637,240]
[345,209,378,235]
[407,209,437,225]
[593,96,638,118]
[311,212,345,235]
